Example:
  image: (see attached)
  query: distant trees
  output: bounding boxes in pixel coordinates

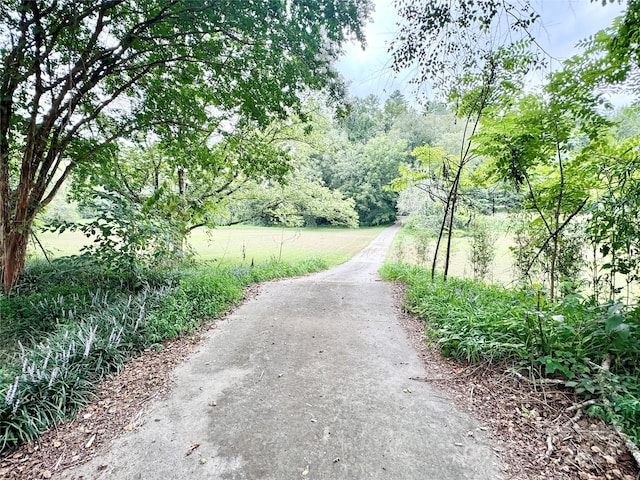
[308,91,421,226]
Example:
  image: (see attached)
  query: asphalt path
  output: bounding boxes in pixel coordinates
[63,224,502,480]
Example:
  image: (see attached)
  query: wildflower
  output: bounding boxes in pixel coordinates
[48,367,59,388]
[83,325,97,357]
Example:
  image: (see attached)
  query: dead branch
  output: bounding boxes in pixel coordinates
[566,399,598,413]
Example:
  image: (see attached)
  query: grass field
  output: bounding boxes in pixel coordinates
[33,225,387,268]
[388,226,518,286]
[390,216,637,293]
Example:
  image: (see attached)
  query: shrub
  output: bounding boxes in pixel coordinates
[0,293,151,451]
[468,222,495,281]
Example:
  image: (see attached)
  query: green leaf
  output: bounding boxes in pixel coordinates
[605,314,626,334]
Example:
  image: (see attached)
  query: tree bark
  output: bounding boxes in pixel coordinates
[1,222,32,294]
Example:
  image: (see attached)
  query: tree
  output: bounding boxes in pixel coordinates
[586,135,640,304]
[474,92,600,299]
[388,109,458,151]
[575,0,640,95]
[0,0,372,293]
[65,122,293,265]
[340,95,384,144]
[233,174,359,229]
[390,0,541,98]
[381,90,408,132]
[330,133,409,226]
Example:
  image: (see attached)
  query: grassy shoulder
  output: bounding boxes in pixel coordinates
[0,256,328,453]
[380,262,640,446]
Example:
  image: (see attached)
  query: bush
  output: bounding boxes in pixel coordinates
[143,270,244,343]
[469,222,495,281]
[0,293,151,451]
[0,257,183,363]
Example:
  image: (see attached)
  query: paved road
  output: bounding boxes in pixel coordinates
[63,225,502,480]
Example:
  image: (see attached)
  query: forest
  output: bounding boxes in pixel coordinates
[0,0,639,475]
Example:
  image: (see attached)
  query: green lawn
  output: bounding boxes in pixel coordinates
[388,226,517,286]
[34,225,387,268]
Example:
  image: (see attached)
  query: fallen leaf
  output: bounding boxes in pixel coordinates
[52,440,62,448]
[123,424,134,431]
[186,443,200,456]
[42,470,52,479]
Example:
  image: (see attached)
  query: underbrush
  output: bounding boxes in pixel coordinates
[381,262,640,445]
[0,257,326,453]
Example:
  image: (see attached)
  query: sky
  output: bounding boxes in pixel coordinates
[336,0,627,101]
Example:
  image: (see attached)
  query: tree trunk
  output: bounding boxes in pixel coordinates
[549,234,558,301]
[443,179,459,279]
[431,206,448,280]
[1,220,33,294]
[431,185,454,280]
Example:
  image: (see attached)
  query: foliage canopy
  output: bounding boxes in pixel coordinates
[0,0,372,292]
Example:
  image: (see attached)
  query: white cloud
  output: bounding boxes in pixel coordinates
[335,0,402,99]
